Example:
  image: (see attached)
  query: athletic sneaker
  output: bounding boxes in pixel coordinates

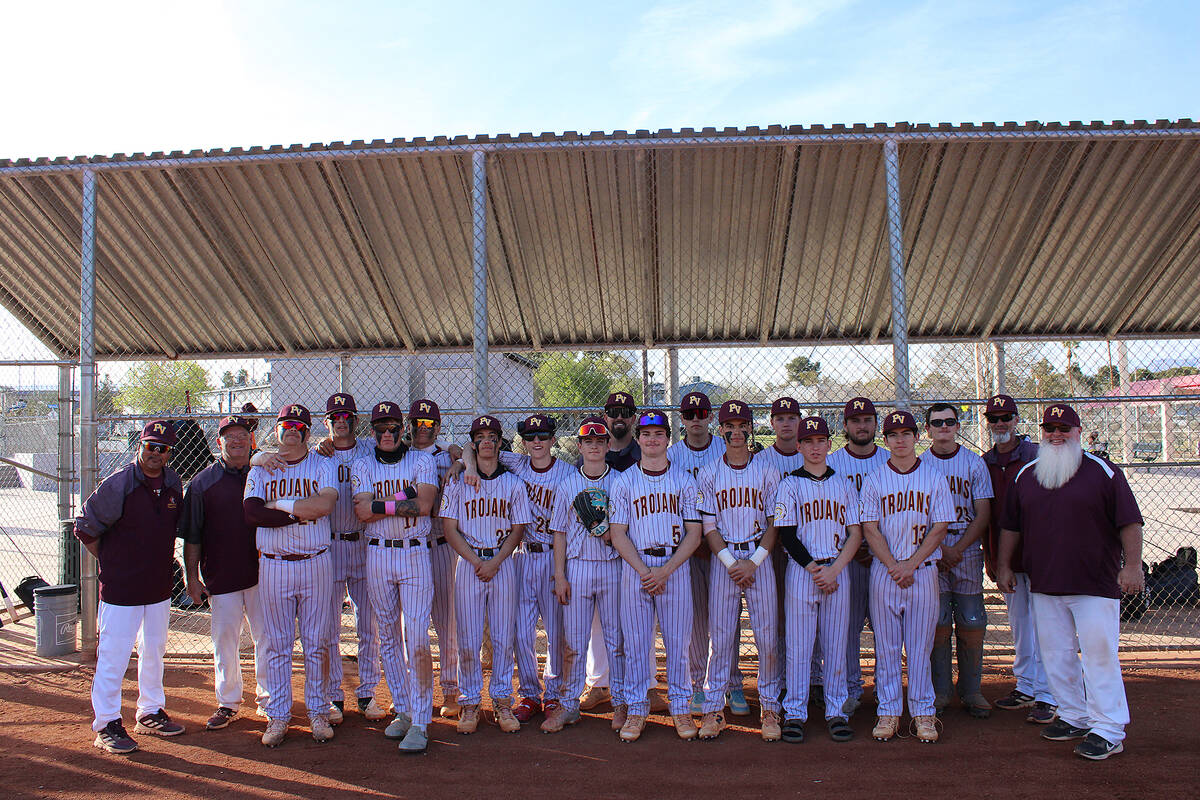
[94,719,138,754]
[206,706,236,730]
[1041,719,1090,741]
[728,688,751,716]
[457,704,481,735]
[134,709,185,737]
[358,697,386,720]
[698,711,725,739]
[310,715,335,742]
[327,702,344,725]
[261,718,288,747]
[579,685,610,710]
[842,696,862,716]
[384,712,413,739]
[512,696,541,723]
[1074,733,1124,760]
[994,689,1035,710]
[672,713,698,740]
[398,725,428,754]
[1027,702,1057,724]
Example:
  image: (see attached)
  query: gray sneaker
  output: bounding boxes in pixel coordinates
[398,724,428,754]
[384,712,413,739]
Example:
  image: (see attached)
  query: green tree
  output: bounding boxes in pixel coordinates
[533,352,641,409]
[97,375,120,415]
[785,355,822,386]
[117,361,211,414]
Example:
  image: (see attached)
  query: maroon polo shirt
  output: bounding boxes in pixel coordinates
[179,458,259,595]
[1000,452,1142,599]
[982,437,1039,572]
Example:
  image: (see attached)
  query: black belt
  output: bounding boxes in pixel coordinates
[726,537,763,552]
[368,537,427,549]
[332,531,361,542]
[919,559,937,569]
[525,542,553,553]
[812,557,835,566]
[261,547,328,562]
[474,547,498,558]
[432,536,447,546]
[640,546,675,558]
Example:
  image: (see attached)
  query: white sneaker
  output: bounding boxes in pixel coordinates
[327,703,344,725]
[358,697,386,720]
[385,713,413,739]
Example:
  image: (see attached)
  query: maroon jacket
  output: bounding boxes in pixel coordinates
[179,458,258,596]
[74,459,184,606]
[981,436,1039,573]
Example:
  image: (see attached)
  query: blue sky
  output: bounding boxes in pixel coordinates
[2,0,1197,159]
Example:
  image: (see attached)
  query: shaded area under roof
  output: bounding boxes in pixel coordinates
[1,119,1198,360]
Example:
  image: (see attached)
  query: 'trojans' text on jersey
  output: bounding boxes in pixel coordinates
[261,477,321,500]
[632,492,681,517]
[463,496,513,519]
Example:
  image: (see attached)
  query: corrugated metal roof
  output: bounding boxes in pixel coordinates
[0,120,1197,360]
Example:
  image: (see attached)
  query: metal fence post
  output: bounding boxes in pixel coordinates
[666,346,679,433]
[79,169,99,656]
[57,365,77,586]
[992,342,1006,394]
[471,150,489,414]
[882,138,911,409]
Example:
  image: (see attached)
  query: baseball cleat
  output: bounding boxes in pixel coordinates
[94,719,138,754]
[698,711,725,740]
[540,704,581,733]
[310,715,335,743]
[619,714,647,742]
[261,718,288,747]
[872,715,900,741]
[1074,733,1124,760]
[134,709,185,737]
[398,725,429,754]
[206,706,236,730]
[384,713,413,740]
[1041,719,1091,741]
[672,713,698,740]
[728,688,751,716]
[611,704,628,731]
[457,704,481,735]
[912,715,940,743]
[994,689,1036,710]
[760,709,782,742]
[327,703,344,725]
[579,685,610,710]
[1026,702,1057,725]
[440,697,462,718]
[512,697,541,723]
[494,699,521,733]
[359,697,386,720]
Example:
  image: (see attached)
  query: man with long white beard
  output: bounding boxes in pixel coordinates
[996,404,1144,761]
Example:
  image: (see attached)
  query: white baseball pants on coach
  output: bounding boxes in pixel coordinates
[368,543,435,726]
[91,599,170,731]
[562,559,624,712]
[869,561,938,717]
[1032,593,1128,744]
[430,539,460,700]
[621,555,693,716]
[784,562,848,721]
[514,549,563,703]
[1006,573,1054,704]
[455,558,518,705]
[209,587,266,711]
[703,558,780,713]
[257,552,334,720]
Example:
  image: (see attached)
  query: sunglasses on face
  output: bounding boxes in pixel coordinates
[143,443,170,454]
[374,424,402,435]
[1041,424,1073,434]
[986,413,1015,423]
[521,432,553,442]
[279,420,308,431]
[605,407,634,419]
[927,418,958,428]
[681,409,710,421]
[326,412,353,422]
[412,418,436,429]
[577,422,610,438]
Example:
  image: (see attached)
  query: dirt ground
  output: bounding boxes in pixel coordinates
[2,657,1198,800]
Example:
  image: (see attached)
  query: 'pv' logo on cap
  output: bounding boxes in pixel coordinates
[853,400,865,410]
[779,399,791,408]
[291,406,301,416]
[380,403,391,413]
[153,423,165,434]
[1050,407,1064,417]
[892,414,904,424]
[334,396,346,405]
[615,394,627,404]
[688,395,702,406]
[806,419,819,429]
[482,417,492,426]
[419,402,431,413]
[730,402,742,414]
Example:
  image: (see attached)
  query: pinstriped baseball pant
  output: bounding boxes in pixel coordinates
[367,543,435,726]
[621,556,693,716]
[257,552,333,720]
[561,558,624,711]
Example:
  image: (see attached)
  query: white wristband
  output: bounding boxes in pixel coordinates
[277,499,296,514]
[749,546,769,567]
[717,548,736,568]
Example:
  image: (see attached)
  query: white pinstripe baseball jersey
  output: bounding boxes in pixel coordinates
[923,445,993,530]
[350,449,438,540]
[774,469,861,560]
[666,436,726,479]
[859,459,956,561]
[756,442,805,477]
[245,454,337,554]
[550,466,622,561]
[695,454,782,543]
[414,443,454,537]
[610,463,701,550]
[323,438,374,534]
[827,444,891,495]
[438,470,535,549]
[499,451,576,545]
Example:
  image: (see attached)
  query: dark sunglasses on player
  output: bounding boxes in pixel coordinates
[142,443,170,454]
[326,411,354,422]
[577,422,610,438]
[638,412,669,428]
[279,420,308,431]
[411,418,436,429]
[373,424,403,435]
[927,418,958,428]
[986,413,1015,423]
[1041,424,1073,434]
[605,407,634,419]
[681,409,710,421]
[520,432,553,442]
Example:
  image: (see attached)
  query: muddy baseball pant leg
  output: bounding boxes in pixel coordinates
[454,565,488,706]
[396,548,435,726]
[703,558,780,714]
[296,553,334,719]
[485,559,519,703]
[430,540,460,699]
[515,551,563,702]
[345,569,380,700]
[816,576,850,720]
[561,560,596,712]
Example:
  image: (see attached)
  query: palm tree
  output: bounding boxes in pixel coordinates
[1064,341,1081,396]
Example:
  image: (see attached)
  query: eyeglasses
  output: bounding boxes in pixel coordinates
[279,420,308,431]
[412,418,436,429]
[143,443,170,454]
[986,413,1014,423]
[927,418,958,428]
[638,412,668,427]
[1041,424,1073,434]
[373,424,403,435]
[577,422,610,438]
[681,409,710,421]
[326,412,353,422]
[605,407,634,419]
[520,432,553,442]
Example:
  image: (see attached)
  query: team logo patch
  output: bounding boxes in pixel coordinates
[730,402,742,414]
[806,419,820,429]
[167,497,177,510]
[891,413,904,424]
[334,396,346,405]
[774,503,786,519]
[1050,406,1064,417]
[853,400,865,410]
[153,422,166,434]
[291,406,302,416]
[779,399,791,408]
[688,395,702,406]
[419,402,431,413]
[380,403,391,413]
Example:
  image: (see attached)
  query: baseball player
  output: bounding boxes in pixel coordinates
[181,414,266,730]
[826,397,890,716]
[981,394,1056,723]
[439,415,534,735]
[695,400,783,742]
[546,417,627,733]
[775,416,862,743]
[922,403,994,719]
[607,411,704,742]
[318,393,384,723]
[243,404,339,747]
[407,399,463,717]
[859,410,955,744]
[75,421,186,754]
[350,401,439,754]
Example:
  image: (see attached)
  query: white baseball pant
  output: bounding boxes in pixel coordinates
[621,555,693,716]
[514,549,563,703]
[868,561,938,717]
[784,562,850,721]
[703,556,780,713]
[430,539,460,699]
[455,557,518,705]
[209,586,266,711]
[562,558,624,712]
[327,540,380,704]
[91,599,170,731]
[257,552,334,720]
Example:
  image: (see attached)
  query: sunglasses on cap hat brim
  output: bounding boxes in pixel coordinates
[637,413,669,427]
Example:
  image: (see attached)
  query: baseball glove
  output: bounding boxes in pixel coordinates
[573,488,609,537]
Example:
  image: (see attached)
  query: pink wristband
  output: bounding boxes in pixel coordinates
[384,500,396,515]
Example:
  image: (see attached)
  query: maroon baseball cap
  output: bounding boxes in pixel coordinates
[680,391,712,412]
[1041,404,1081,429]
[798,416,831,440]
[326,393,357,415]
[409,398,441,423]
[843,397,877,420]
[218,415,253,436]
[770,396,800,417]
[604,391,636,411]
[240,403,260,431]
[521,414,556,435]
[140,420,177,446]
[882,410,918,434]
[371,401,403,425]
[985,394,1018,416]
[717,399,752,424]
[470,414,503,437]
[277,403,312,427]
